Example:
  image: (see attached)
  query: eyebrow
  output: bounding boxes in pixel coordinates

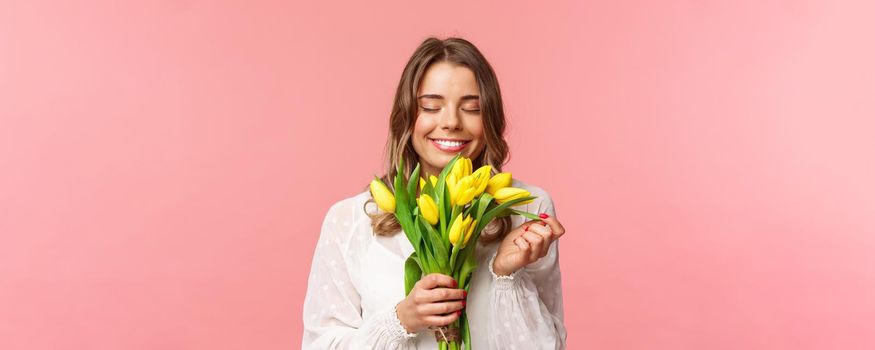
[417,94,480,101]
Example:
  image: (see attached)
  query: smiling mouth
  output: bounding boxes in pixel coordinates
[429,138,471,152]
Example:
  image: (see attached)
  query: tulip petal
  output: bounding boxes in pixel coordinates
[369,177,396,213]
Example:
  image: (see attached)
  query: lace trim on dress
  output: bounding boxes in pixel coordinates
[386,303,418,341]
[488,252,520,281]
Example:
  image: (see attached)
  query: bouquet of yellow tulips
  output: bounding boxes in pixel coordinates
[369,153,542,350]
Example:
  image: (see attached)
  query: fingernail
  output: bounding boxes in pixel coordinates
[463,291,467,298]
[451,279,457,288]
[524,226,529,231]
[539,213,549,219]
[456,310,462,316]
[462,300,466,308]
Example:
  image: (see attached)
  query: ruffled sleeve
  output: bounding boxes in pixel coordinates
[485,191,567,349]
[302,202,418,349]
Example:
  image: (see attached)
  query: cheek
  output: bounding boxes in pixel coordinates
[413,115,435,136]
[466,119,485,140]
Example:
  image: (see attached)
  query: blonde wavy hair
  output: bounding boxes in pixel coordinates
[362,36,514,244]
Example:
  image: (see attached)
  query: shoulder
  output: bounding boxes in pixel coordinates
[313,190,374,267]
[315,189,375,249]
[323,189,373,223]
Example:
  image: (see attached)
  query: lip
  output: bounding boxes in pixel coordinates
[430,137,471,142]
[429,138,471,153]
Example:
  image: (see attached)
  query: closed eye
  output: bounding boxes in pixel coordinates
[420,107,480,113]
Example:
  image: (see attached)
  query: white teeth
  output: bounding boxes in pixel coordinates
[434,139,466,147]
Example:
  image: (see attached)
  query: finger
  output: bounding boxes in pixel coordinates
[532,225,556,255]
[514,236,530,251]
[528,221,554,241]
[521,231,545,261]
[521,221,544,237]
[511,223,533,240]
[526,224,553,256]
[539,215,566,238]
[521,220,541,232]
[420,300,465,316]
[416,273,457,290]
[424,310,461,327]
[421,287,466,303]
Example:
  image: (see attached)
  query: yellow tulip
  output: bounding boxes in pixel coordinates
[486,172,513,196]
[449,213,473,246]
[470,165,492,197]
[472,165,491,178]
[447,172,457,186]
[448,213,465,245]
[449,174,476,206]
[451,157,472,179]
[461,215,473,243]
[493,186,533,205]
[462,219,477,246]
[419,177,426,191]
[429,175,438,187]
[446,173,458,203]
[417,194,439,226]
[369,177,396,213]
[455,178,478,207]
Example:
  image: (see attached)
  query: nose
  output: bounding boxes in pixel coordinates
[439,107,462,131]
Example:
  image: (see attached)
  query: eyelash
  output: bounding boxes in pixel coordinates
[421,107,481,113]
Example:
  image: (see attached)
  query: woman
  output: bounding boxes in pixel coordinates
[302,37,567,349]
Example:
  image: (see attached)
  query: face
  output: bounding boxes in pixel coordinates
[411,62,486,179]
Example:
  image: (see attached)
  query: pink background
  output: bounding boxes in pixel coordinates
[2,0,874,349]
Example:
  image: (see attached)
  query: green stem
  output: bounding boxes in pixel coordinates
[449,245,459,270]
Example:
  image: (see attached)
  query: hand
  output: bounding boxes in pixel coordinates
[395,273,467,334]
[493,213,566,276]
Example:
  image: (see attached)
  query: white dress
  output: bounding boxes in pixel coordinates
[302,178,567,349]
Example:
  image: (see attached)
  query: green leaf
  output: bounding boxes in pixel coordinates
[462,313,471,349]
[453,242,473,277]
[502,207,542,220]
[475,192,493,221]
[416,214,446,272]
[458,248,478,288]
[443,184,454,225]
[394,159,420,248]
[407,162,421,202]
[465,197,478,217]
[420,217,448,264]
[476,195,537,234]
[418,235,437,273]
[396,156,405,187]
[434,153,462,234]
[404,252,422,296]
[413,205,425,251]
[422,174,435,198]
